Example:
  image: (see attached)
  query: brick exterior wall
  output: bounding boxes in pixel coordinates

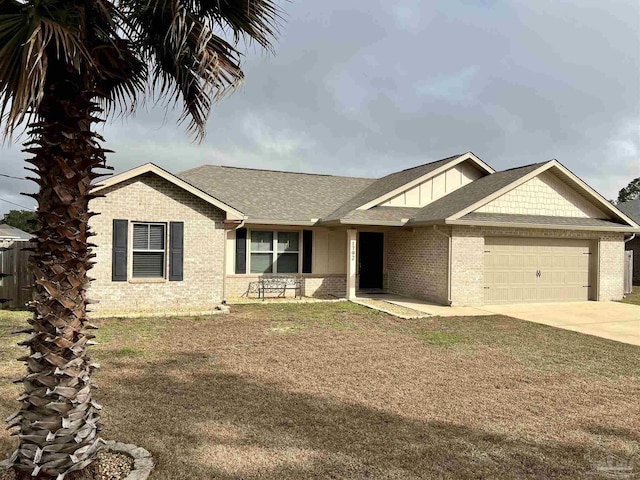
[89,173,226,315]
[450,227,484,305]
[386,227,449,304]
[625,237,640,285]
[450,225,625,305]
[477,171,606,218]
[225,274,347,299]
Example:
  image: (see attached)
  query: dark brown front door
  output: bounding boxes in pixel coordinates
[359,232,384,289]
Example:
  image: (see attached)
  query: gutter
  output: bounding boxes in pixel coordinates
[431,225,453,306]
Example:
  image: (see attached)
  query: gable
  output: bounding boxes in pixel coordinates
[475,170,610,219]
[378,160,487,208]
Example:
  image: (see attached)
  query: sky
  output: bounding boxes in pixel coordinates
[0,0,638,214]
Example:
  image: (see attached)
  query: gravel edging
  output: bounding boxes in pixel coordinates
[101,441,154,480]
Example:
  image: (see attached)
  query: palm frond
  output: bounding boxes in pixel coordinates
[0,3,91,137]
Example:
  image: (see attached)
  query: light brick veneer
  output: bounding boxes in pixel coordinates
[225,274,347,299]
[386,227,449,304]
[450,225,625,305]
[89,173,226,315]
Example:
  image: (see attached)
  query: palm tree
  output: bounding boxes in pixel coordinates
[0,1,280,477]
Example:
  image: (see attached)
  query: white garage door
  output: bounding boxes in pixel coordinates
[484,237,593,304]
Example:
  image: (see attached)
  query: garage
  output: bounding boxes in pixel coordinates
[484,237,594,304]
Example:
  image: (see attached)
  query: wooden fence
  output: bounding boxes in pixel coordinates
[0,241,33,309]
[624,250,633,295]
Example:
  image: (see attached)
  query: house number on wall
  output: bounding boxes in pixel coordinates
[351,241,357,261]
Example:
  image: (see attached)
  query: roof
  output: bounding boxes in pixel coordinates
[96,155,639,232]
[322,154,464,222]
[177,165,375,222]
[618,199,640,223]
[93,163,245,220]
[409,163,545,224]
[0,224,31,240]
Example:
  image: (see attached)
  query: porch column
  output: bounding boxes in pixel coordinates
[347,228,357,299]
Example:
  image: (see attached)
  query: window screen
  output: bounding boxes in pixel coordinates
[132,223,166,278]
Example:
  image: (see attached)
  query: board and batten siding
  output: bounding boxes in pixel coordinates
[379,161,485,208]
[90,173,226,315]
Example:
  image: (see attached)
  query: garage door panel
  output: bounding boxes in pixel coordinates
[484,237,592,304]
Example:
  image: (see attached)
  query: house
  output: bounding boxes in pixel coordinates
[0,224,31,248]
[89,152,639,315]
[618,199,640,285]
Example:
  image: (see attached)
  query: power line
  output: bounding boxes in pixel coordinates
[0,173,27,181]
[0,197,35,211]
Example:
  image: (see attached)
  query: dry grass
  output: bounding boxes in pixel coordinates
[621,286,640,306]
[1,303,639,479]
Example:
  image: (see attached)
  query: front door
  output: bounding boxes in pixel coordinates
[359,232,384,289]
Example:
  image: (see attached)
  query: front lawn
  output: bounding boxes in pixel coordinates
[1,303,638,479]
[621,286,640,305]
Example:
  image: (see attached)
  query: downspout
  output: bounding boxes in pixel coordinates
[625,233,636,243]
[432,225,453,305]
[222,219,246,303]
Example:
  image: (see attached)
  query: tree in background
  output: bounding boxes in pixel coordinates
[618,178,640,204]
[0,0,280,478]
[2,210,38,233]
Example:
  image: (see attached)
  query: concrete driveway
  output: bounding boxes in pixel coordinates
[483,302,640,346]
[364,293,640,346]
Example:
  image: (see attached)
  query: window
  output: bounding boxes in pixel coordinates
[250,231,273,273]
[132,223,166,278]
[276,232,299,273]
[249,230,300,274]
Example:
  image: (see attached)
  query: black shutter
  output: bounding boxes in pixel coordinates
[169,222,184,281]
[302,230,313,273]
[112,220,128,281]
[235,228,247,274]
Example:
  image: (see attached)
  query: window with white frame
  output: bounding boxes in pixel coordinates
[250,230,300,274]
[132,223,166,278]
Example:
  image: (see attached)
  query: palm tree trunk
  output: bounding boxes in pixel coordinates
[4,70,108,479]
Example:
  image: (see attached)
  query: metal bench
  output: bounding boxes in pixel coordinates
[254,277,302,299]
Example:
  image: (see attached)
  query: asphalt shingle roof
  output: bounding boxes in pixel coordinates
[409,162,545,224]
[178,154,465,222]
[0,224,31,240]
[322,154,463,221]
[178,166,374,222]
[174,158,634,230]
[618,199,640,223]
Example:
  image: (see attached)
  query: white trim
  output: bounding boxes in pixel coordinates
[356,152,495,211]
[445,218,640,232]
[248,228,303,274]
[93,163,245,220]
[448,160,640,229]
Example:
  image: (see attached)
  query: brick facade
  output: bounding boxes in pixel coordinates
[386,227,449,304]
[89,173,226,316]
[450,225,625,305]
[225,274,347,299]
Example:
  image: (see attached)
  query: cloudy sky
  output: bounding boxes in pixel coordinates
[0,0,638,214]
